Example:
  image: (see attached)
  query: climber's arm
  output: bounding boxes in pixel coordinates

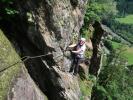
[72,48,82,54]
[68,44,76,48]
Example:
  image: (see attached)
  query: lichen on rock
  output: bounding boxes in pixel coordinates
[0,30,48,100]
[0,30,21,100]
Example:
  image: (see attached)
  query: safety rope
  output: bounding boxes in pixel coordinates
[0,53,54,73]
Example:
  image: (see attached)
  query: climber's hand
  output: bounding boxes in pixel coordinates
[69,49,72,52]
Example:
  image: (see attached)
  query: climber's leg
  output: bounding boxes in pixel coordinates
[69,56,76,73]
[73,58,81,75]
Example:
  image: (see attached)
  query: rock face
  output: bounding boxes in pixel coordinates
[0,0,88,100]
[89,21,105,76]
[23,0,88,99]
[0,30,47,100]
[8,67,48,100]
[89,21,111,76]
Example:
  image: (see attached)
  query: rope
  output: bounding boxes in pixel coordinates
[0,53,53,73]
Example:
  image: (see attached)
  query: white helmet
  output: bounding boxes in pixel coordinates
[80,38,86,42]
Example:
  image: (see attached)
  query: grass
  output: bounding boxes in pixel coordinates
[111,41,133,65]
[0,29,21,99]
[111,41,121,49]
[115,15,133,24]
[124,47,133,65]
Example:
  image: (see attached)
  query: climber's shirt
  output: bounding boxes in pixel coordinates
[76,44,86,59]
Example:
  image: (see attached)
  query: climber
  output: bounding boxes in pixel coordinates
[68,37,87,75]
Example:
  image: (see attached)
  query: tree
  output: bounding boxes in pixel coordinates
[85,0,117,23]
[92,47,133,100]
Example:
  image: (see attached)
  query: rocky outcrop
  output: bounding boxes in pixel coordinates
[0,0,88,100]
[8,67,48,100]
[89,21,106,76]
[23,0,88,99]
[89,21,119,77]
[79,63,89,79]
[0,30,47,100]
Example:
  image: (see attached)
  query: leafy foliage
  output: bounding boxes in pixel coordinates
[103,40,113,51]
[104,19,133,44]
[5,8,19,15]
[116,15,133,24]
[80,0,117,40]
[79,75,96,100]
[85,0,117,23]
[116,0,133,16]
[92,47,133,100]
[82,0,133,99]
[0,0,18,20]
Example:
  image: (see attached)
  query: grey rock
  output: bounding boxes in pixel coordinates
[1,0,89,99]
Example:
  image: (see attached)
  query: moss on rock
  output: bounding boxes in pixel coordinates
[0,29,22,100]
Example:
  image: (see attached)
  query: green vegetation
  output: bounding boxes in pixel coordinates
[123,47,133,65]
[0,0,133,99]
[92,47,133,100]
[83,0,133,99]
[81,0,117,40]
[80,80,92,100]
[111,41,121,49]
[0,0,18,14]
[107,20,133,43]
[0,30,21,100]
[104,40,133,65]
[103,1,133,44]
[116,15,133,24]
[79,75,96,100]
[85,0,117,23]
[116,0,133,15]
[111,41,133,65]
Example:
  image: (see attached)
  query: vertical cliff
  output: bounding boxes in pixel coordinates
[89,22,104,76]
[0,30,48,100]
[0,0,89,100]
[22,0,88,99]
